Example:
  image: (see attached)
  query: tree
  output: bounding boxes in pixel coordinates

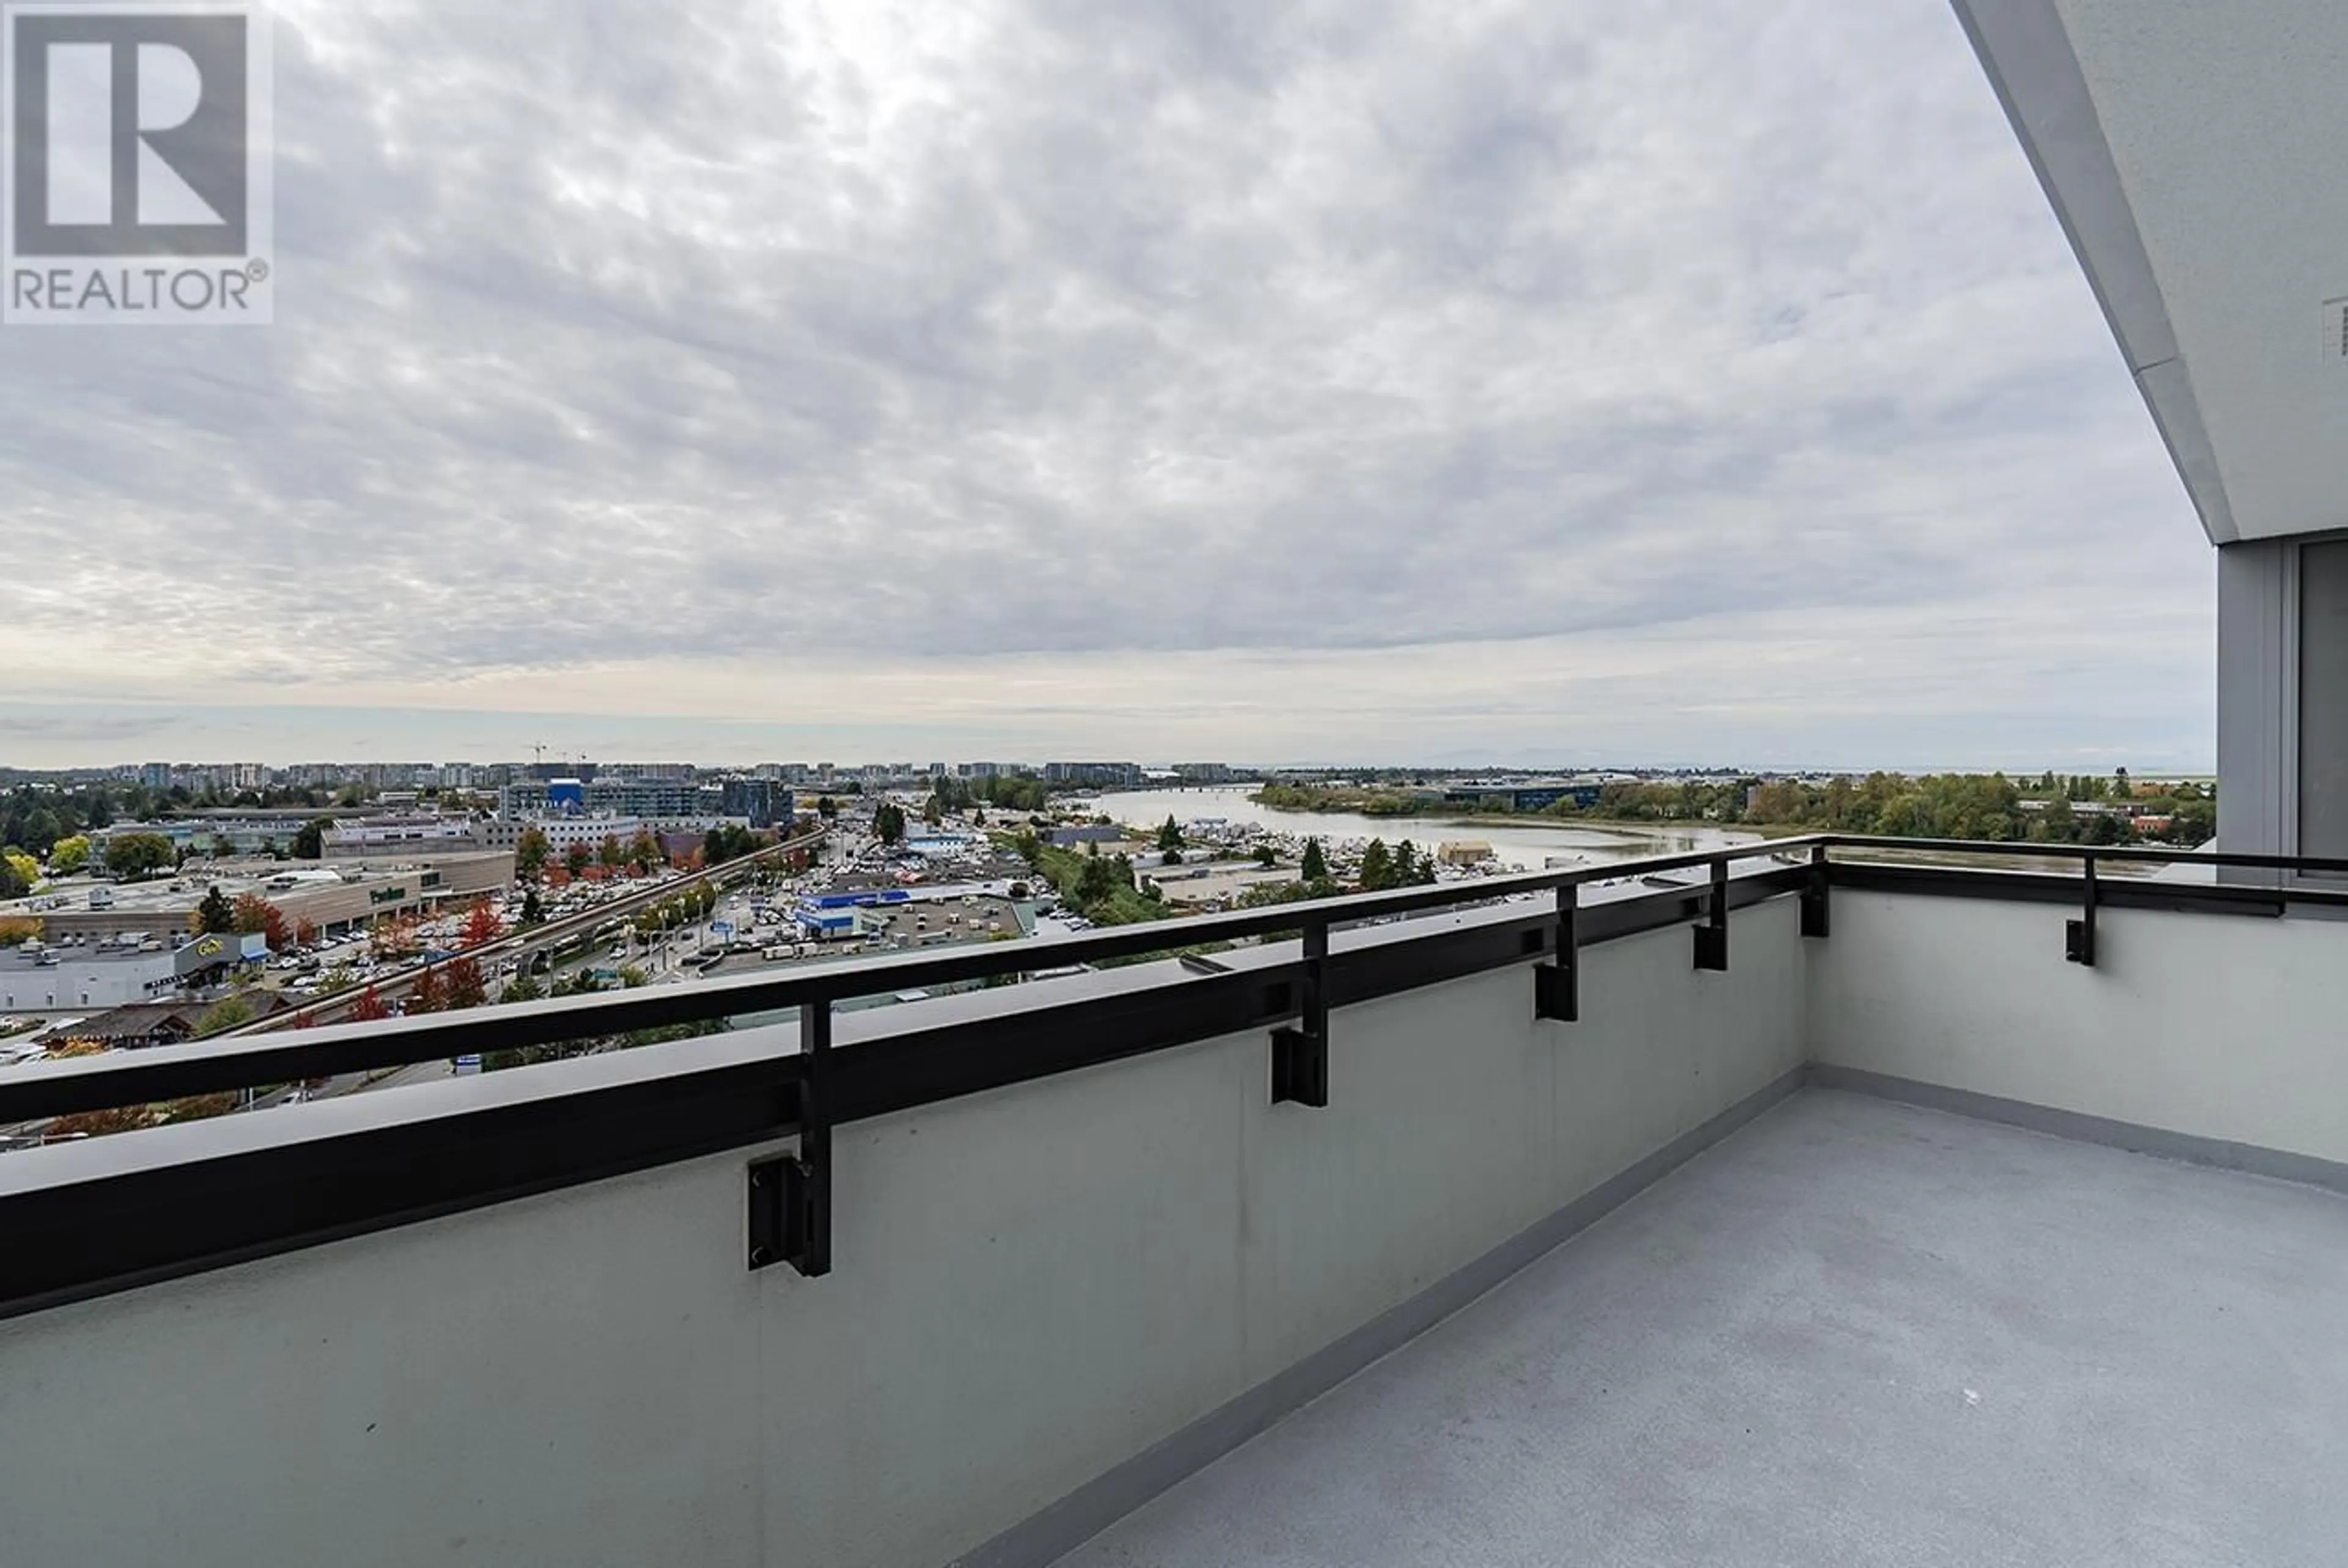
[193,995,256,1038]
[231,892,290,951]
[46,1105,152,1139]
[816,795,839,820]
[0,851,30,902]
[922,799,943,827]
[1253,843,1279,868]
[1300,838,1328,883]
[515,827,552,883]
[294,918,321,946]
[410,963,445,1014]
[1014,829,1042,864]
[290,815,335,859]
[2114,766,2133,799]
[1357,839,1394,891]
[629,830,660,875]
[519,886,545,927]
[597,835,626,870]
[349,985,391,1023]
[874,803,907,845]
[1394,841,1419,885]
[500,970,544,1004]
[45,834,90,875]
[441,956,488,1010]
[1076,855,1122,908]
[1156,815,1185,856]
[103,832,175,881]
[195,885,236,935]
[564,842,592,878]
[460,897,503,948]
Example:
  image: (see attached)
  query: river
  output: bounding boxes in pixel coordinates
[1072,784,1759,872]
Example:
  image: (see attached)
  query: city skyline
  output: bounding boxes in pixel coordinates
[5,0,2213,770]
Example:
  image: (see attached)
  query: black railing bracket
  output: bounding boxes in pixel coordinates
[1534,883,1580,1022]
[1271,921,1330,1106]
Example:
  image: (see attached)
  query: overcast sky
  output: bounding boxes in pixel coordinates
[2,0,2214,771]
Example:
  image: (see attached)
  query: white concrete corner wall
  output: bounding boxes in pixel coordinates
[1809,889,2348,1168]
[0,901,1807,1568]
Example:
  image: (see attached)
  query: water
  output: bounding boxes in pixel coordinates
[1077,784,1759,871]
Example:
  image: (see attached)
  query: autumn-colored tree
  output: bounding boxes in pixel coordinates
[564,842,592,878]
[514,826,551,883]
[0,916,42,947]
[371,913,420,960]
[628,830,660,875]
[441,955,488,1010]
[231,892,290,951]
[460,897,503,948]
[410,964,445,1014]
[349,985,391,1023]
[161,1092,238,1122]
[294,918,321,946]
[48,1105,153,1139]
[43,1038,109,1059]
[543,865,572,891]
[597,835,626,870]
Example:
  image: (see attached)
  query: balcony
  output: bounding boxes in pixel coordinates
[2,838,2344,1568]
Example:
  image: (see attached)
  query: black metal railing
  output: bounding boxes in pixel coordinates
[6,830,2347,1321]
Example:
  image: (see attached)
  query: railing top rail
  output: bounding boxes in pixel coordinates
[1817,833,2348,874]
[9,829,2337,1125]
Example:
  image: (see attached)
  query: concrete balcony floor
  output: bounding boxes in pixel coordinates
[1055,1089,2348,1568]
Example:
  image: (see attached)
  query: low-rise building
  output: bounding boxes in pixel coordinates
[8,854,515,943]
[322,816,483,858]
[476,815,648,854]
[1,940,179,1014]
[34,992,298,1049]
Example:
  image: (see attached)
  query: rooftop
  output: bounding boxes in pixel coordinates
[1057,1088,2348,1567]
[3,833,2346,1568]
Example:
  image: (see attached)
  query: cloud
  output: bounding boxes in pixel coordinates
[0,0,2212,766]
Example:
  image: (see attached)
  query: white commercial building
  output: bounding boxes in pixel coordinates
[0,941,178,1014]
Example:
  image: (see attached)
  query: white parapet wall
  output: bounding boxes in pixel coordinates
[1809,888,2348,1171]
[0,899,1807,1568]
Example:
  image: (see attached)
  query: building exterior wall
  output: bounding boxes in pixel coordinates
[2217,538,2293,866]
[1810,887,2348,1166]
[476,817,646,854]
[322,819,482,858]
